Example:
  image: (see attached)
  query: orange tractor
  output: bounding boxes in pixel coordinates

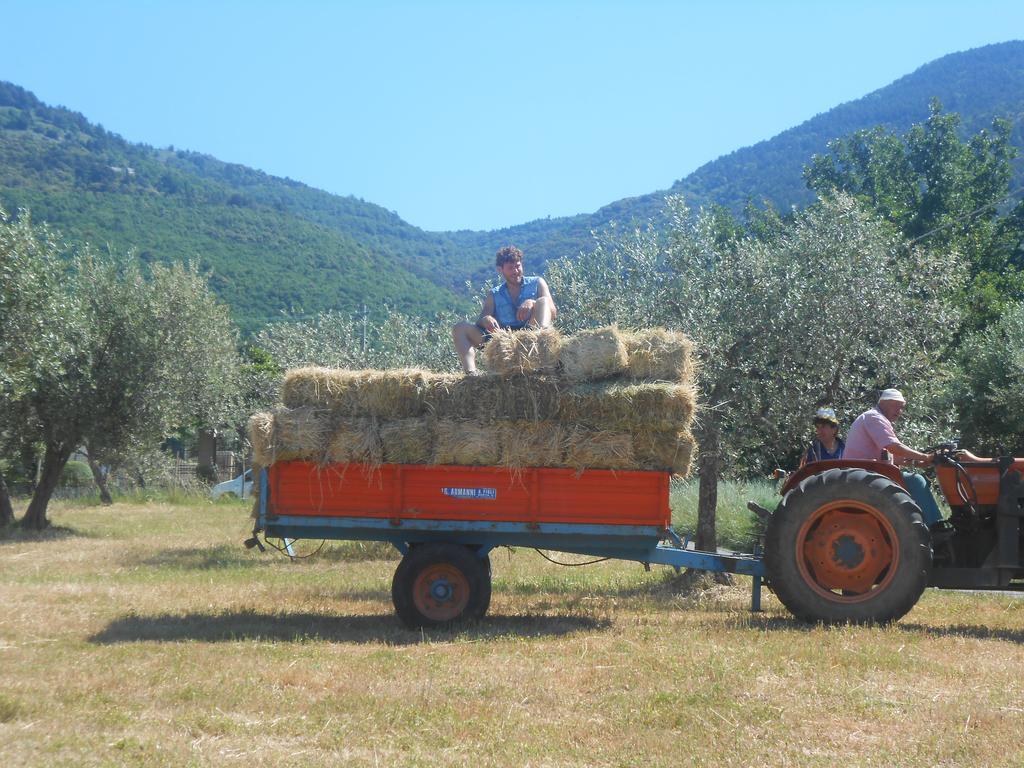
[763,442,1024,623]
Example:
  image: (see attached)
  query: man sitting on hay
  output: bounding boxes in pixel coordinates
[451,245,557,374]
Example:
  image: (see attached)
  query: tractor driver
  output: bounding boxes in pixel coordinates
[451,245,557,375]
[844,388,943,526]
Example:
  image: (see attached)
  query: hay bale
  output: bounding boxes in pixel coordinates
[434,421,502,466]
[357,369,440,418]
[633,428,697,477]
[248,412,276,468]
[560,325,628,381]
[560,381,697,431]
[281,367,360,409]
[283,367,444,418]
[482,327,563,376]
[423,372,493,421]
[500,421,564,470]
[380,418,434,464]
[325,417,383,465]
[426,373,563,423]
[274,406,333,463]
[564,427,636,471]
[621,328,698,382]
[248,406,332,466]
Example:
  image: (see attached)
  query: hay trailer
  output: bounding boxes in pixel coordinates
[247,460,765,628]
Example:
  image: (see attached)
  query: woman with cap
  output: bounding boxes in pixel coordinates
[802,407,845,466]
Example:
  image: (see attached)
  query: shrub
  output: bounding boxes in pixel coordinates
[59,460,93,488]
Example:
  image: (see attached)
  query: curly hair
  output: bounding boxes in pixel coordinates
[495,245,523,267]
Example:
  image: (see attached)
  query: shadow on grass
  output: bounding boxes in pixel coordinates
[88,610,611,645]
[135,541,401,571]
[900,622,1024,644]
[724,614,1024,641]
[0,524,82,544]
[501,580,673,599]
[137,546,267,571]
[726,613,817,631]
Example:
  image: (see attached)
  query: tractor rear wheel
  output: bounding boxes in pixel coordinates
[765,468,931,624]
[392,543,492,629]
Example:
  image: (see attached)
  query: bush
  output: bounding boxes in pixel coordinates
[59,460,93,488]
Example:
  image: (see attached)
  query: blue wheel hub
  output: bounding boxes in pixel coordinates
[430,578,454,602]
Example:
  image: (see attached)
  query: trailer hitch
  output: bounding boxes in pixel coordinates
[243,526,266,552]
[747,501,773,519]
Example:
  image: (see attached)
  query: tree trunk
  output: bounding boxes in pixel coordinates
[696,423,720,553]
[0,472,14,527]
[17,443,38,492]
[21,443,72,530]
[87,454,113,505]
[696,422,733,584]
[197,428,217,482]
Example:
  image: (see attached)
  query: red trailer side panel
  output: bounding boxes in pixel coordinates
[267,461,671,528]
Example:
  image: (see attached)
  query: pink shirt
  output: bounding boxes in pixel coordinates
[844,407,899,461]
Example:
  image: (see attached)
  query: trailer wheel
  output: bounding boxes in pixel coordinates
[392,544,492,629]
[765,468,931,624]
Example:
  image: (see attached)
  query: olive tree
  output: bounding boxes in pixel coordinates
[956,300,1024,452]
[805,101,1022,332]
[547,193,963,551]
[257,307,464,373]
[0,210,72,524]
[12,242,239,529]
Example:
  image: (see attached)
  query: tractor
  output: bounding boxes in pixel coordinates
[763,442,1024,623]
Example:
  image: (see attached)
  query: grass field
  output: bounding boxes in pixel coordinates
[1,488,1023,767]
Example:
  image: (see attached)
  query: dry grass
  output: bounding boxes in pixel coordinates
[5,501,1021,767]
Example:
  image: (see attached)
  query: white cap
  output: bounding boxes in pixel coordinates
[878,388,906,403]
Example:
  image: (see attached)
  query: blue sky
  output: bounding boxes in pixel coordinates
[1,1,1021,231]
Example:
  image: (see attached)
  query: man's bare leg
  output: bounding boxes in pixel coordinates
[527,296,555,328]
[452,321,485,373]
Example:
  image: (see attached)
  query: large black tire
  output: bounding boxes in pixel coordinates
[391,543,492,629]
[765,468,931,624]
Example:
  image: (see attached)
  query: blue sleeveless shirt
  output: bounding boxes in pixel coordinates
[492,276,541,329]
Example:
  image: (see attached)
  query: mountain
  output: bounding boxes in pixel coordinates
[0,81,472,334]
[455,40,1024,260]
[2,41,1023,333]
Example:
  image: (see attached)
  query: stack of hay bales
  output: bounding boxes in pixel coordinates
[249,326,698,477]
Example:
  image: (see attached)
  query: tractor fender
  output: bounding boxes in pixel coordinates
[780,459,904,497]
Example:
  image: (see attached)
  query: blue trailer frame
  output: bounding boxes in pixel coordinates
[255,469,767,611]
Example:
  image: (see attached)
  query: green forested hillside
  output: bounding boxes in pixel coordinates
[666,40,1024,215]
[0,82,468,333]
[2,41,1023,331]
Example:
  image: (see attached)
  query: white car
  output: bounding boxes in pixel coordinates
[211,469,254,500]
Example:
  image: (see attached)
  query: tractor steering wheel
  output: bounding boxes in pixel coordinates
[922,440,960,468]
